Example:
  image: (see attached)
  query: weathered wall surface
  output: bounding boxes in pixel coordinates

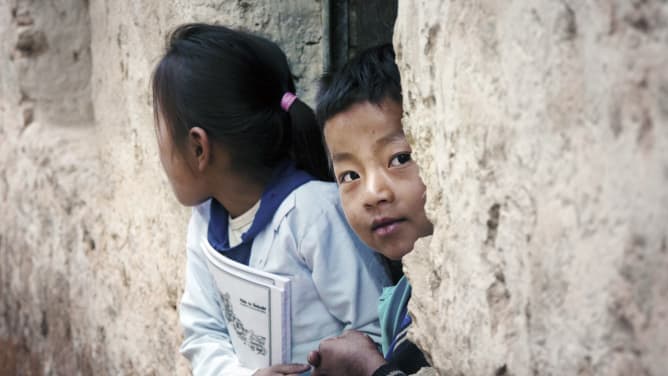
[395,1,668,375]
[0,0,324,374]
[5,0,668,374]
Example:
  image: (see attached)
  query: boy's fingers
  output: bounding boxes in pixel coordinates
[272,363,310,374]
[307,350,321,366]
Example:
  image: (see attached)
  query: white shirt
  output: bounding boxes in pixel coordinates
[227,200,261,247]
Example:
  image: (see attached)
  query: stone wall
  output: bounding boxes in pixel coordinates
[3,0,668,375]
[0,0,324,374]
[395,1,668,375]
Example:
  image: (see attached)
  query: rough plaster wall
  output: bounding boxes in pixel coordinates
[395,1,668,375]
[0,0,324,374]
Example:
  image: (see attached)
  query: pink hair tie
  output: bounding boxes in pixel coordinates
[280,92,298,112]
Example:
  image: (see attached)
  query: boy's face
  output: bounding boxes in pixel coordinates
[324,99,433,260]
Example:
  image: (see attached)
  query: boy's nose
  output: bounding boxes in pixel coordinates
[363,171,394,207]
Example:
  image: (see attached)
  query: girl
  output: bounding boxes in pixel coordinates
[151,24,389,376]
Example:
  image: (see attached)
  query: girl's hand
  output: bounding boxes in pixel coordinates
[253,363,311,376]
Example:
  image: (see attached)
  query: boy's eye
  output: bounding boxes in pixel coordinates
[389,152,412,167]
[338,171,360,183]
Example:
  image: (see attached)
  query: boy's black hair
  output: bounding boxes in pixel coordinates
[152,23,331,181]
[315,44,402,128]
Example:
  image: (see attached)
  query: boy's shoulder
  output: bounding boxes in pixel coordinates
[379,276,412,351]
[379,277,410,313]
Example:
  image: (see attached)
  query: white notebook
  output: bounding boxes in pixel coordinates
[201,239,292,369]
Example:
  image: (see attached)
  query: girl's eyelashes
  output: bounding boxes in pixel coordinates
[389,152,412,167]
[338,171,360,183]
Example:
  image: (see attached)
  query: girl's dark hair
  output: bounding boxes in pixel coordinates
[152,23,331,181]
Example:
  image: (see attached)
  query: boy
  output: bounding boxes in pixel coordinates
[307,44,434,376]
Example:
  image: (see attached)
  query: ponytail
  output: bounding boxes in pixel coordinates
[284,97,332,182]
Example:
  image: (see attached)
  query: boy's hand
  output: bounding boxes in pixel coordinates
[253,363,311,376]
[308,330,387,376]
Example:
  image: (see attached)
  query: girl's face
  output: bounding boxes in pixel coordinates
[155,113,210,206]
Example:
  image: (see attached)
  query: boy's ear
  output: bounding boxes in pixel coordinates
[188,127,210,172]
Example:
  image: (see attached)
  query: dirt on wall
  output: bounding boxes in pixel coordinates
[0,0,325,374]
[395,1,668,375]
[2,0,668,375]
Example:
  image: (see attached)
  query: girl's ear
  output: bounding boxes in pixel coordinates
[188,127,210,172]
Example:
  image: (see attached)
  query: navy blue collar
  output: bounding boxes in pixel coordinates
[207,160,314,264]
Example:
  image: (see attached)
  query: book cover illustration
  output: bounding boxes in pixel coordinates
[220,292,268,356]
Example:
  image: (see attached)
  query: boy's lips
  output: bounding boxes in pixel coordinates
[371,217,405,236]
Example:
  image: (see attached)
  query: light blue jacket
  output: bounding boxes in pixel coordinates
[179,181,390,375]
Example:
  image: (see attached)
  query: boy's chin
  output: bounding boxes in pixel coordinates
[377,246,412,261]
[359,236,415,261]
[358,233,415,260]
